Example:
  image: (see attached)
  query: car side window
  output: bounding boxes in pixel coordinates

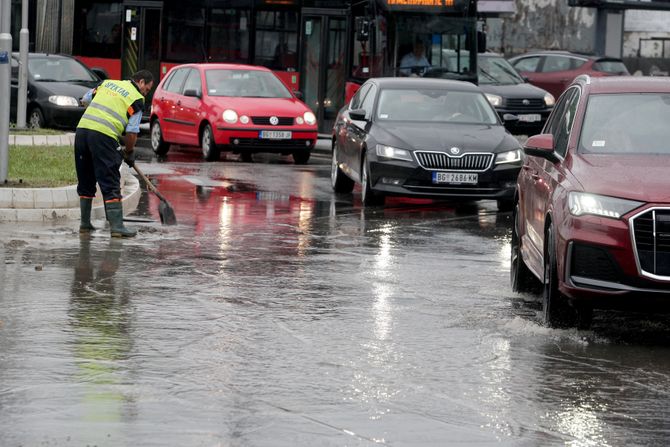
[164,68,188,94]
[360,85,378,119]
[553,88,580,157]
[350,84,371,110]
[543,89,572,136]
[182,69,202,95]
[572,58,587,69]
[541,56,572,73]
[512,56,540,72]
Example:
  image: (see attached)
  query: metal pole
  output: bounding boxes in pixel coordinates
[0,0,14,183]
[16,0,28,128]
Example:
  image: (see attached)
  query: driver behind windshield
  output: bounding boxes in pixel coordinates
[399,41,431,77]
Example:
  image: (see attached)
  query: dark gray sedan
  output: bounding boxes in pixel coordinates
[331,78,522,210]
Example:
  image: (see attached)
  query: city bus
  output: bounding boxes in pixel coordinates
[66,0,480,132]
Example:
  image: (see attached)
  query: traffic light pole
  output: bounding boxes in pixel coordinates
[0,0,13,183]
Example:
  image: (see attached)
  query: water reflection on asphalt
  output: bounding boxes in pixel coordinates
[1,156,670,446]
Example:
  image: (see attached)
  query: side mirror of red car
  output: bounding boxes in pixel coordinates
[523,133,559,163]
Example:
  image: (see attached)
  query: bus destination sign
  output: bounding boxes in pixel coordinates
[382,0,467,11]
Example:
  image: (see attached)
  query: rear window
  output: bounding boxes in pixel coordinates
[593,60,629,74]
[579,93,670,154]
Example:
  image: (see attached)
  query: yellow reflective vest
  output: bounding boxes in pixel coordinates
[78,80,143,140]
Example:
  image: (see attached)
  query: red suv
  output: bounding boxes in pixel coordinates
[512,75,670,328]
[508,51,629,100]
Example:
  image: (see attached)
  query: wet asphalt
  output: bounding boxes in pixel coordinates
[1,140,670,446]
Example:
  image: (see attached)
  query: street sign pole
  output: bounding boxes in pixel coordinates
[0,0,14,183]
[16,0,28,128]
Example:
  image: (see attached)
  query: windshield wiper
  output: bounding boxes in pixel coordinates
[478,67,499,84]
[35,78,60,82]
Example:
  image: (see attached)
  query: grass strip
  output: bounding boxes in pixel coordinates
[3,145,77,188]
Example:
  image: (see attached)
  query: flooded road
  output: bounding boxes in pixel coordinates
[2,147,670,446]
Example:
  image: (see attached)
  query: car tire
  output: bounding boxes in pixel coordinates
[28,107,45,129]
[543,225,576,328]
[150,119,170,156]
[201,124,220,162]
[511,204,537,293]
[331,142,354,193]
[497,199,514,212]
[292,150,310,165]
[361,154,385,206]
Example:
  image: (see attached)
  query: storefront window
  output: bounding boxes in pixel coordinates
[254,11,298,71]
[165,4,205,62]
[208,9,250,63]
[73,1,123,58]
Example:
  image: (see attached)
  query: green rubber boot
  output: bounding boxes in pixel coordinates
[79,198,96,233]
[105,201,136,238]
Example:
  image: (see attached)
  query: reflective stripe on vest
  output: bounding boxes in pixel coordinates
[77,80,143,140]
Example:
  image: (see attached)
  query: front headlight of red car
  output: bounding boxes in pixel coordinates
[568,192,643,219]
[223,109,238,124]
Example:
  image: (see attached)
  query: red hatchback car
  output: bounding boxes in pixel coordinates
[512,75,670,328]
[150,63,318,163]
[508,51,629,100]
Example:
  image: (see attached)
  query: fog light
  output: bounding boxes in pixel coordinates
[233,139,239,145]
[305,140,311,147]
[381,177,402,185]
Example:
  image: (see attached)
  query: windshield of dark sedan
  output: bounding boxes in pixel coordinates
[478,56,525,85]
[28,57,97,82]
[376,88,499,124]
[579,93,670,154]
[205,69,292,98]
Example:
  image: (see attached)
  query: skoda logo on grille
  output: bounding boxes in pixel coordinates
[449,147,461,155]
[270,116,279,125]
[522,99,530,105]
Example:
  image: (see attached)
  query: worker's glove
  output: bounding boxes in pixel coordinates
[122,148,135,168]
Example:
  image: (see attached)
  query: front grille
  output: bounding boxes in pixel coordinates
[506,98,545,109]
[234,138,312,150]
[414,151,493,171]
[251,116,294,126]
[571,243,621,283]
[632,209,670,278]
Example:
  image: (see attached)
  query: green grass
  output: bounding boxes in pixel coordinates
[9,126,67,136]
[4,145,77,188]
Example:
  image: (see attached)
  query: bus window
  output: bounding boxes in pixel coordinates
[208,9,250,63]
[394,15,476,82]
[254,11,299,72]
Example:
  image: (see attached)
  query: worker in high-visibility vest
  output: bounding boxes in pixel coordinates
[75,70,154,238]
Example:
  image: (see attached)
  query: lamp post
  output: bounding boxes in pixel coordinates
[0,0,14,183]
[16,0,29,128]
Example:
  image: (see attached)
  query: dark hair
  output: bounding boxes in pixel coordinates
[131,70,154,84]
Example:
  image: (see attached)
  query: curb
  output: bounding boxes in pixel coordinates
[0,165,141,223]
[7,132,76,146]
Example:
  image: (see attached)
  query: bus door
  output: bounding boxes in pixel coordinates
[122,2,162,107]
[300,9,350,133]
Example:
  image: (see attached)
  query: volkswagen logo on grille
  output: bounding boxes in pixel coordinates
[269,116,279,125]
[449,147,461,155]
[522,99,530,105]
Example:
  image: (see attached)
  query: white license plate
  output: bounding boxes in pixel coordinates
[432,172,478,184]
[518,114,541,123]
[259,130,292,139]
